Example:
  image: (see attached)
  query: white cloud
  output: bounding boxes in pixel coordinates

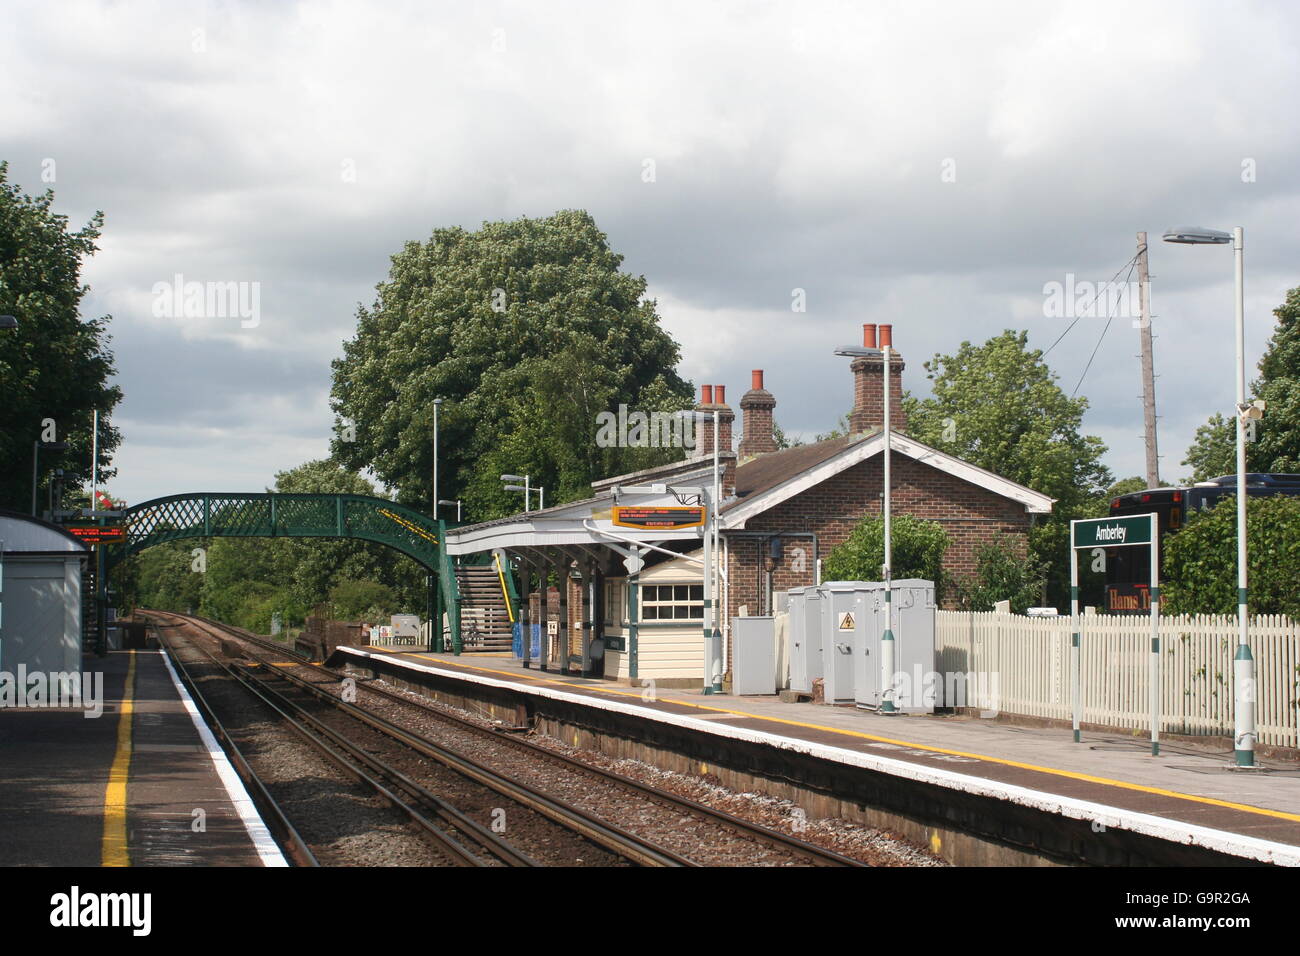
[4,0,1299,504]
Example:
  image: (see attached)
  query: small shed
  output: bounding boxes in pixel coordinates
[0,511,88,675]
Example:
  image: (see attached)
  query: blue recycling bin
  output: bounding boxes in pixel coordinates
[512,621,541,660]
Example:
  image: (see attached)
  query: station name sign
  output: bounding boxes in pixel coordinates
[65,524,126,545]
[1071,515,1153,549]
[612,506,706,530]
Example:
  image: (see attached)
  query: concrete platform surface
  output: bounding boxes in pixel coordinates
[0,649,284,867]
[347,646,1300,866]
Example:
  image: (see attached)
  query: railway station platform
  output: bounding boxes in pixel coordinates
[0,649,285,867]
[335,645,1300,867]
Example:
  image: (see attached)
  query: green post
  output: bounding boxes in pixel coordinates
[629,576,639,682]
[432,574,444,653]
[1149,513,1160,756]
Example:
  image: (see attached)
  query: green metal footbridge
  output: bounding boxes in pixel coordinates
[107,492,514,654]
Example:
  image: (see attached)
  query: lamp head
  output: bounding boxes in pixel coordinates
[1162,226,1231,245]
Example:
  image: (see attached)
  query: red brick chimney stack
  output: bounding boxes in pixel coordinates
[739,369,778,460]
[695,383,735,457]
[849,323,907,434]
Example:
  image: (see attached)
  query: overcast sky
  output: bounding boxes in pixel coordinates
[5,0,1300,505]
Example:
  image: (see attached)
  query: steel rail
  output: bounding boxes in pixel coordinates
[152,621,320,868]
[159,611,864,867]
[146,612,692,867]
[149,614,509,867]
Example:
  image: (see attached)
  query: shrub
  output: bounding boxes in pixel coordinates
[957,535,1047,613]
[1163,495,1300,617]
[329,579,397,623]
[822,514,949,601]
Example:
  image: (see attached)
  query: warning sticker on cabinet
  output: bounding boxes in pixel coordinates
[837,612,856,631]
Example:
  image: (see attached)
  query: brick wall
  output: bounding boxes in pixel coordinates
[721,453,1033,671]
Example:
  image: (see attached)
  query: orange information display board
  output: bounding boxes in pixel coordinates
[611,506,706,530]
[65,525,126,545]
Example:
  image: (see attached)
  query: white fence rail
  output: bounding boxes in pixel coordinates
[935,610,1300,748]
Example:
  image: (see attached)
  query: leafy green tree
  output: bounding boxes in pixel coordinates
[268,459,425,611]
[956,535,1048,613]
[772,419,803,450]
[1163,495,1300,617]
[0,162,121,510]
[200,537,292,623]
[902,330,1113,607]
[822,514,950,601]
[329,580,397,622]
[1182,285,1300,480]
[1252,286,1300,471]
[116,539,207,613]
[1182,413,1235,482]
[1107,476,1150,498]
[903,330,1111,513]
[330,210,692,519]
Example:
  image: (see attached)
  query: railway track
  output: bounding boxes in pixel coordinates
[145,611,694,867]
[141,609,866,867]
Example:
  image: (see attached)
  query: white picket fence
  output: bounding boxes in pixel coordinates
[935,610,1300,748]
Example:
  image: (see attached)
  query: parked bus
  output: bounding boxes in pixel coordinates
[1104,473,1300,612]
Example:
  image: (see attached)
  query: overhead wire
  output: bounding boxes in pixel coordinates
[1070,255,1140,397]
[1042,250,1143,359]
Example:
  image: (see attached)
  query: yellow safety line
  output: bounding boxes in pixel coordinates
[378,508,438,544]
[394,651,1300,825]
[102,651,136,867]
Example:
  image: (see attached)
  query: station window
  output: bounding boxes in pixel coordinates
[605,580,625,626]
[640,583,704,621]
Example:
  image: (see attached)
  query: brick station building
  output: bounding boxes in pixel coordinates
[598,323,1051,680]
[448,323,1052,686]
[716,324,1054,618]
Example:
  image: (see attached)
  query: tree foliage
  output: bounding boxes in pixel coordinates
[329,210,693,520]
[955,535,1048,614]
[1182,413,1235,482]
[903,330,1111,514]
[1253,286,1300,472]
[901,330,1112,608]
[0,162,121,510]
[822,514,950,601]
[1162,495,1300,617]
[1182,285,1300,480]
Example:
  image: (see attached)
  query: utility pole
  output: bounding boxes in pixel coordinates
[1136,232,1161,488]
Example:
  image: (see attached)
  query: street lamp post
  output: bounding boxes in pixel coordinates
[437,498,462,522]
[501,474,542,511]
[1163,225,1255,767]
